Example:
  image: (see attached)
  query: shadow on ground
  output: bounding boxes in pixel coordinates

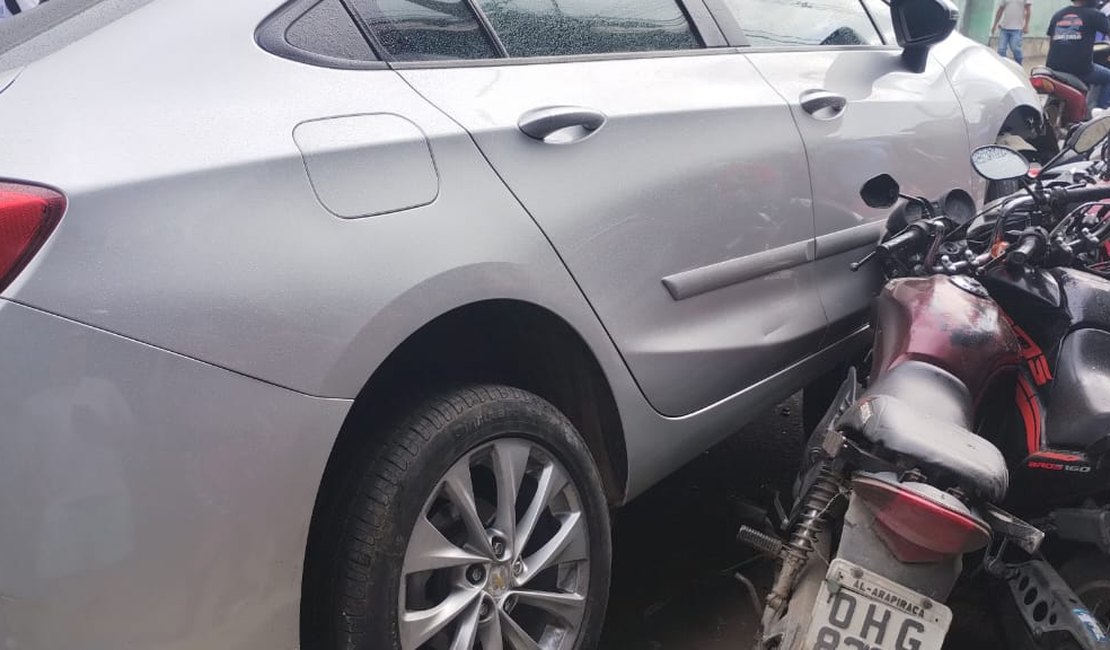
[599,396,804,649]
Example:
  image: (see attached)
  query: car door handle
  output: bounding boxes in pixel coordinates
[800,90,848,120]
[518,106,607,143]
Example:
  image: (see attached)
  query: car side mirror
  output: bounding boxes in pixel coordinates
[890,0,959,73]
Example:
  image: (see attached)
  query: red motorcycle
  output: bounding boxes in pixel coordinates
[743,118,1110,650]
[1030,42,1110,144]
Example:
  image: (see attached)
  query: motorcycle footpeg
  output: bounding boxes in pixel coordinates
[983,503,1046,555]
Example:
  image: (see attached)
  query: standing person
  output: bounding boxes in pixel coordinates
[994,0,1033,65]
[1047,0,1110,109]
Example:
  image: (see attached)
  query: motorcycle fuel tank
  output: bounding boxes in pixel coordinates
[871,275,1022,400]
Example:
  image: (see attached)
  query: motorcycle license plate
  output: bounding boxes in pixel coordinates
[803,559,951,650]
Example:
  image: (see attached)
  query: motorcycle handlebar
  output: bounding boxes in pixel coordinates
[1049,184,1110,207]
[1008,233,1043,267]
[879,226,924,255]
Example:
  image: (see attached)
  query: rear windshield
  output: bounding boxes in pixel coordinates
[0,0,154,70]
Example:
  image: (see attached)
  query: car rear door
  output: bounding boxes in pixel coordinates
[717,0,976,341]
[351,0,827,416]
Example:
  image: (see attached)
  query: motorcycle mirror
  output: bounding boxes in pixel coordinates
[970,145,1030,181]
[860,174,901,209]
[1067,114,1110,154]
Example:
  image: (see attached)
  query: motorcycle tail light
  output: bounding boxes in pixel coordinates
[1030,77,1055,94]
[853,476,991,564]
[0,182,65,292]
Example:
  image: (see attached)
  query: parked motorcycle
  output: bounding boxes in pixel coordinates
[740,117,1110,650]
[1030,41,1110,147]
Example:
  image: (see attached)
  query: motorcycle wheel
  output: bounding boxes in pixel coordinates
[1060,554,1110,628]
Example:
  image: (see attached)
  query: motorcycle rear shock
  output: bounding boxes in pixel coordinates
[762,461,844,625]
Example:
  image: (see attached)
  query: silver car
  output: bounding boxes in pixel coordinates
[0,0,1038,648]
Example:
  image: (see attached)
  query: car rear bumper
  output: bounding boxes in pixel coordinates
[0,299,351,649]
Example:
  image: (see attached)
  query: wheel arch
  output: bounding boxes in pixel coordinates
[997,103,1044,141]
[333,298,629,503]
[300,299,629,642]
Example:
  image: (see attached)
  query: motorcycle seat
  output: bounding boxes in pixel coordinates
[1031,66,1090,93]
[865,360,973,429]
[837,362,1009,503]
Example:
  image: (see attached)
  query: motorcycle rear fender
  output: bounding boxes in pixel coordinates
[836,489,963,601]
[1031,73,1090,123]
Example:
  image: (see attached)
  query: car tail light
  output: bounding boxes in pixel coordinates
[1030,77,1055,94]
[853,476,991,564]
[0,182,65,292]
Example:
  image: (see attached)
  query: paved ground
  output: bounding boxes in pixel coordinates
[598,397,805,649]
[1023,54,1047,73]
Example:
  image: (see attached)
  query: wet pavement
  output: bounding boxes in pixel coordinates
[599,397,805,649]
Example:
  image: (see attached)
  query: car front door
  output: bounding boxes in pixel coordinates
[353,0,827,416]
[717,0,976,341]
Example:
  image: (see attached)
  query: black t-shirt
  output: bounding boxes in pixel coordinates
[1047,6,1110,75]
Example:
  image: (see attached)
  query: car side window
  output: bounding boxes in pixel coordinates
[723,0,883,47]
[859,0,896,44]
[351,0,500,61]
[257,0,380,68]
[474,0,702,57]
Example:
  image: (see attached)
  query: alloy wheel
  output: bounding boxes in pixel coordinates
[399,438,590,650]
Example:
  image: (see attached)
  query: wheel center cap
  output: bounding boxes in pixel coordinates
[487,564,510,597]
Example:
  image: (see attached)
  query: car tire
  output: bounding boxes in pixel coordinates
[319,384,611,650]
